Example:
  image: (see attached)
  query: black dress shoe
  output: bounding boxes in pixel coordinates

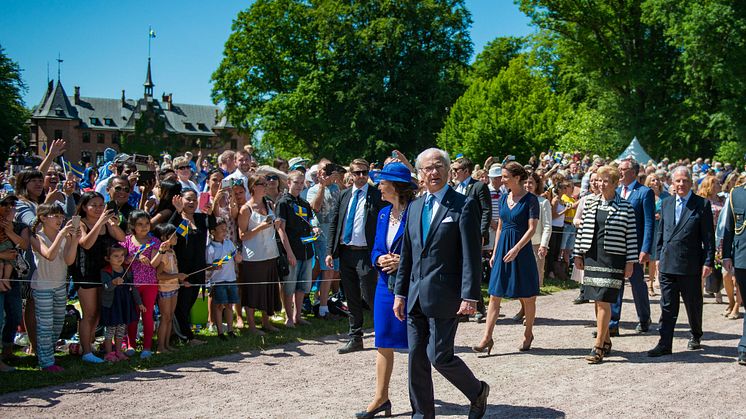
[458,314,470,323]
[738,353,746,366]
[355,400,391,418]
[337,338,364,354]
[687,338,701,350]
[468,381,490,419]
[635,323,650,333]
[573,295,589,305]
[647,345,672,357]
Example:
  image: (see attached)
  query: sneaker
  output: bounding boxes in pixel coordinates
[140,350,152,359]
[82,352,105,364]
[42,365,65,373]
[124,348,136,357]
[104,352,119,363]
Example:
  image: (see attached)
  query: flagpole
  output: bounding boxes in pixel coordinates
[60,156,68,178]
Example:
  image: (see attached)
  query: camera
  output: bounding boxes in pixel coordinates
[323,163,345,176]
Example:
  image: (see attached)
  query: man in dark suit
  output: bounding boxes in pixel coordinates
[394,148,489,419]
[451,157,491,323]
[326,158,386,354]
[721,181,746,365]
[611,158,655,335]
[648,166,714,356]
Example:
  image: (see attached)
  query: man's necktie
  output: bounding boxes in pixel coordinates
[675,196,684,224]
[622,185,628,199]
[343,189,362,244]
[421,194,434,246]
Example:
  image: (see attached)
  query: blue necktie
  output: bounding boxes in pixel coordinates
[675,197,684,224]
[421,194,434,246]
[343,189,362,244]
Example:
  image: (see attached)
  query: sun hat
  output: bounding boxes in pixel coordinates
[288,157,309,170]
[488,165,502,178]
[370,162,417,188]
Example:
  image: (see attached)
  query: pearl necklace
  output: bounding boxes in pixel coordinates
[390,208,404,225]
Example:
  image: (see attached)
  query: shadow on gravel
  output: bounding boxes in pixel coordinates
[433,399,565,418]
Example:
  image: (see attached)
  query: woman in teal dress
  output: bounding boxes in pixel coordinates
[473,162,539,355]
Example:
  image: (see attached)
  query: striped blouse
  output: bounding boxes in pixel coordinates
[574,193,638,262]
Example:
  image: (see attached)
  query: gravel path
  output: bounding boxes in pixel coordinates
[1,287,745,418]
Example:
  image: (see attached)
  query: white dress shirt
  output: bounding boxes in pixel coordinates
[344,183,369,247]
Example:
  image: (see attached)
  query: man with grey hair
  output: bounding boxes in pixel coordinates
[648,165,714,357]
[394,147,489,418]
[612,158,655,336]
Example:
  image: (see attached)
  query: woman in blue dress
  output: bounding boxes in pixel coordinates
[355,162,417,419]
[474,161,539,355]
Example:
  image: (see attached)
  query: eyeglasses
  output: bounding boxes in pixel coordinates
[420,165,444,174]
[113,186,130,193]
[351,170,369,176]
[266,175,279,181]
[176,165,191,170]
[451,167,466,172]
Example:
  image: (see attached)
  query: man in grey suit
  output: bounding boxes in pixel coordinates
[393,148,489,419]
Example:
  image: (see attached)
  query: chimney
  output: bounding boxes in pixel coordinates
[121,89,126,106]
[74,86,80,104]
[161,93,173,110]
[214,109,219,124]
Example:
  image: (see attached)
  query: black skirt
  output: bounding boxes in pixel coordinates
[238,260,282,315]
[582,208,627,303]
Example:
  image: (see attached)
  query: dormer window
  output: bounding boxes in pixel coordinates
[54,107,65,117]
[104,118,114,126]
[184,122,196,131]
[197,123,209,131]
[89,117,101,126]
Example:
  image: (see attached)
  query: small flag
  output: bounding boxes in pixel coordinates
[176,220,190,237]
[149,29,156,38]
[301,235,318,244]
[295,204,308,219]
[212,249,237,267]
[136,241,155,254]
[41,142,48,156]
[553,151,563,162]
[455,153,464,160]
[63,160,85,179]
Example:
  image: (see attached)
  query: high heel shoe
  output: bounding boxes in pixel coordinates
[472,338,494,355]
[355,400,392,418]
[518,335,534,352]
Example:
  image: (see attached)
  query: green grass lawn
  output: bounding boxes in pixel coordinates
[2,278,576,395]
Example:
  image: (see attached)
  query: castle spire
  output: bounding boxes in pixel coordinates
[144,57,154,98]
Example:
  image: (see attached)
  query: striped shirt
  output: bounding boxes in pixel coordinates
[574,194,638,262]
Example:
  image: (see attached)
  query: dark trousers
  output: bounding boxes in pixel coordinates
[657,272,703,349]
[610,263,651,329]
[339,247,377,339]
[408,299,481,419]
[734,269,746,354]
[175,285,201,341]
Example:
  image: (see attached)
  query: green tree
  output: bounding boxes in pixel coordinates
[438,57,568,163]
[555,102,624,158]
[212,0,472,163]
[470,36,524,82]
[0,45,30,157]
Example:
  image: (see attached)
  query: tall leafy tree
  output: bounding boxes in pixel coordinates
[0,45,30,157]
[470,36,524,82]
[212,0,472,163]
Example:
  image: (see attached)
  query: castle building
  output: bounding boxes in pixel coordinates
[29,59,248,165]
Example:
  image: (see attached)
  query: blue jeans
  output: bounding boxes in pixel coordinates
[282,258,313,295]
[2,282,22,348]
[610,263,651,329]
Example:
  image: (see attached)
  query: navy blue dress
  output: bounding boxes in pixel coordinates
[371,205,408,349]
[489,193,540,298]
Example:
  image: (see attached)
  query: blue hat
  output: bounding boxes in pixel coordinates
[370,162,417,188]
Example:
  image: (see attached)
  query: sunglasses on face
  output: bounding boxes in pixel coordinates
[266,175,279,181]
[113,186,130,193]
[176,166,191,170]
[351,170,369,176]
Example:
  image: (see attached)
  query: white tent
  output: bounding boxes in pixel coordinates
[616,137,655,164]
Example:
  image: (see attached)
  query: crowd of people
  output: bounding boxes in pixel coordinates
[0,138,744,418]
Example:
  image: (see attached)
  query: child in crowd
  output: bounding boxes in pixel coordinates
[100,244,145,362]
[121,210,163,359]
[206,217,242,340]
[154,223,186,353]
[560,180,578,266]
[30,203,79,372]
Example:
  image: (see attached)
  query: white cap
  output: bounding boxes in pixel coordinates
[488,164,502,178]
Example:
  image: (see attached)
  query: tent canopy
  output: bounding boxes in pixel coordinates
[616,137,655,164]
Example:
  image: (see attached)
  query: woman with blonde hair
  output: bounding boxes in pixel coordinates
[644,173,669,296]
[699,175,725,303]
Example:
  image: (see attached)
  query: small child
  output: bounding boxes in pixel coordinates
[121,210,163,359]
[100,244,145,362]
[559,181,578,264]
[30,203,79,372]
[153,223,186,353]
[206,217,242,340]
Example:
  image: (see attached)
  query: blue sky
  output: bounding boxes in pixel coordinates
[0,1,533,107]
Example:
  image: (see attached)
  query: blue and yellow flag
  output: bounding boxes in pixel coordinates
[41,142,48,156]
[63,160,85,179]
[149,29,156,38]
[295,204,308,219]
[176,220,190,237]
[212,249,237,267]
[301,235,318,244]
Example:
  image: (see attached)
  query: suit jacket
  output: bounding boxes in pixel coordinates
[326,184,385,258]
[463,178,492,243]
[370,205,407,290]
[723,186,746,268]
[394,187,482,318]
[656,193,715,276]
[617,182,655,254]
